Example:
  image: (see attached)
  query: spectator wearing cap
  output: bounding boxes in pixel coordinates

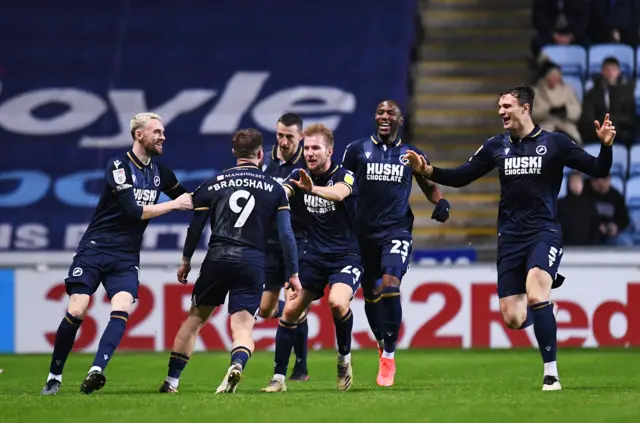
[532,61,583,144]
[579,56,636,145]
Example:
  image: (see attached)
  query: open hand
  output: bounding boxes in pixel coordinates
[594,113,616,146]
[290,169,314,192]
[403,150,433,176]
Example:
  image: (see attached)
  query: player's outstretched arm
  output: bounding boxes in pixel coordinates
[275,209,301,299]
[415,176,450,223]
[563,114,614,177]
[404,147,495,188]
[140,193,193,220]
[290,169,354,202]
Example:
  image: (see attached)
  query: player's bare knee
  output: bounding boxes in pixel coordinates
[328,286,351,318]
[230,311,255,341]
[188,305,215,326]
[110,291,135,313]
[258,292,279,319]
[499,297,527,329]
[526,267,552,304]
[67,294,91,318]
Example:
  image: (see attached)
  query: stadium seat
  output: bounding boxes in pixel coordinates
[564,75,583,102]
[558,175,568,198]
[625,177,640,230]
[588,44,635,79]
[583,143,628,177]
[630,145,640,176]
[611,175,625,195]
[541,45,587,78]
[635,80,640,114]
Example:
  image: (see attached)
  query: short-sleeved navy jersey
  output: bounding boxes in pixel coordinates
[429,127,613,238]
[283,164,359,256]
[342,134,429,240]
[261,144,307,245]
[191,163,290,265]
[78,150,185,256]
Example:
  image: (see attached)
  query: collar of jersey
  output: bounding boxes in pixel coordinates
[508,126,542,143]
[371,133,402,147]
[272,144,304,165]
[127,150,150,169]
[306,163,339,178]
[226,163,260,171]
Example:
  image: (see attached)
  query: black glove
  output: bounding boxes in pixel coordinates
[431,199,450,223]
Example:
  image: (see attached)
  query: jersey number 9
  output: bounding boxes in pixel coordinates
[229,189,256,228]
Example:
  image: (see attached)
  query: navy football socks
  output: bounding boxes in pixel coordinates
[334,309,354,356]
[293,317,309,372]
[49,312,83,377]
[230,346,252,369]
[381,288,402,354]
[518,306,534,329]
[364,296,384,347]
[166,352,189,386]
[531,301,557,369]
[91,311,129,370]
[274,320,297,376]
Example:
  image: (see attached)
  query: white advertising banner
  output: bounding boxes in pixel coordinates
[11,264,640,353]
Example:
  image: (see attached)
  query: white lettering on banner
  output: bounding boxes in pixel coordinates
[10,266,640,353]
[0,224,49,250]
[0,223,204,251]
[0,72,357,148]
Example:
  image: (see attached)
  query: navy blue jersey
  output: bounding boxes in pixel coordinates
[190,163,290,265]
[341,134,429,240]
[261,144,307,245]
[429,127,612,238]
[283,164,359,256]
[78,150,185,256]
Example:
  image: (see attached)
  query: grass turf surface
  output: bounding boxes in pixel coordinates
[0,349,639,423]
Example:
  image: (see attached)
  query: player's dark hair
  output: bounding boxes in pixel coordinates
[278,113,303,132]
[500,85,535,113]
[304,124,334,147]
[232,128,263,158]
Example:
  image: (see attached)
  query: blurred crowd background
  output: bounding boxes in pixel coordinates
[1,0,639,262]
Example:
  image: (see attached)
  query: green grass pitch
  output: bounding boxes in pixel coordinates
[1,349,639,423]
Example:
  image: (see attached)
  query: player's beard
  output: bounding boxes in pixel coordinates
[145,140,163,156]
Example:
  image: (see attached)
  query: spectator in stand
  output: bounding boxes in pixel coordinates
[588,0,640,46]
[584,174,634,245]
[558,171,600,245]
[532,61,583,144]
[579,57,636,145]
[531,0,590,56]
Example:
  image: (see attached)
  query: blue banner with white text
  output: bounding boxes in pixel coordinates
[0,0,418,251]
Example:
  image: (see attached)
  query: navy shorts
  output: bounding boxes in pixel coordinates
[299,252,362,300]
[65,248,140,300]
[264,241,307,292]
[192,253,264,316]
[359,234,412,297]
[497,234,563,298]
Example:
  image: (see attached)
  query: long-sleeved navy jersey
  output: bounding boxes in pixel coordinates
[429,127,612,238]
[78,150,186,256]
[261,144,307,246]
[283,164,359,256]
[184,163,290,267]
[341,134,429,240]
